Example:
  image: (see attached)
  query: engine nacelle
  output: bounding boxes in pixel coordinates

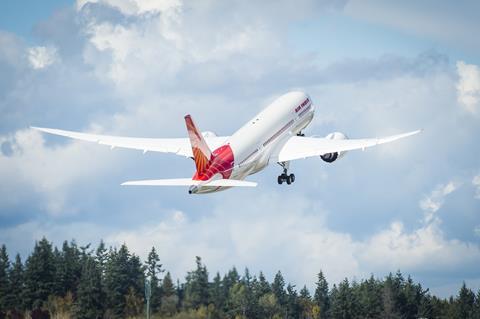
[320,132,348,163]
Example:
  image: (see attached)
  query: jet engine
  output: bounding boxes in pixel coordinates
[320,132,348,163]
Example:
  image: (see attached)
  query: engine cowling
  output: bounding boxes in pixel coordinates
[320,132,348,163]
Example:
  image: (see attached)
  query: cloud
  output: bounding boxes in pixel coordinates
[0,129,119,216]
[419,181,461,223]
[456,61,480,114]
[27,46,59,69]
[101,190,480,294]
[473,174,480,199]
[344,1,480,52]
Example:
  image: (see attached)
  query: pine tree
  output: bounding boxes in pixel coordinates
[184,256,209,309]
[330,278,353,319]
[457,282,475,318]
[299,286,313,319]
[75,257,105,319]
[356,275,382,319]
[161,272,178,316]
[209,272,225,310]
[314,270,330,318]
[145,247,163,312]
[7,254,24,314]
[0,245,10,313]
[55,240,82,297]
[95,240,108,278]
[104,244,144,317]
[228,282,248,317]
[23,238,57,310]
[272,271,287,310]
[286,284,299,319]
[255,272,271,296]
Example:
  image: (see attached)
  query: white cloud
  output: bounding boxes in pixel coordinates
[359,219,480,274]
[102,190,480,291]
[77,0,181,15]
[456,61,480,114]
[419,181,461,223]
[27,46,58,69]
[473,174,480,199]
[474,225,480,237]
[0,129,118,215]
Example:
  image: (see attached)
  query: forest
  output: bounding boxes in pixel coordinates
[0,238,479,319]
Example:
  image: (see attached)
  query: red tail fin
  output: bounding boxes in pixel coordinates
[185,115,212,174]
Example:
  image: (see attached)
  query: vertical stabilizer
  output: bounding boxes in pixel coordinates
[184,115,212,174]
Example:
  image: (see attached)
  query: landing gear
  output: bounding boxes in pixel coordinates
[277,162,295,185]
[297,131,305,137]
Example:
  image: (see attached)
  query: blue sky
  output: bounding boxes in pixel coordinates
[1,0,480,298]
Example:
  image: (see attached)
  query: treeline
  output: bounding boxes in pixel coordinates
[0,239,479,319]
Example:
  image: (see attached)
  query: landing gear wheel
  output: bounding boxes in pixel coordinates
[277,161,296,185]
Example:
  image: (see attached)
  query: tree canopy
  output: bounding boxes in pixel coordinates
[0,238,479,319]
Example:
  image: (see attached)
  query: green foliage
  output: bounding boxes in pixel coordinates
[184,256,209,309]
[23,237,57,310]
[75,256,105,319]
[0,244,10,312]
[1,238,479,319]
[146,247,163,312]
[314,270,330,318]
[104,244,145,318]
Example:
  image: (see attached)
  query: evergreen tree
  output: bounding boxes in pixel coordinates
[145,247,163,312]
[23,238,57,310]
[95,240,108,277]
[184,256,209,309]
[161,272,178,316]
[7,254,24,314]
[299,286,314,319]
[330,278,353,319]
[222,266,240,301]
[314,270,330,318]
[382,274,401,319]
[272,271,287,311]
[256,272,271,296]
[356,275,382,318]
[228,282,248,317]
[75,257,105,319]
[286,284,300,319]
[0,245,10,313]
[241,268,255,318]
[209,272,225,310]
[104,244,144,317]
[55,240,82,297]
[456,282,475,319]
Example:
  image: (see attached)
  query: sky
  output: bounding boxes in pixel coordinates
[1,0,480,298]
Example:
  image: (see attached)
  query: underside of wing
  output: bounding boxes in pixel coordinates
[121,178,257,187]
[275,130,421,162]
[31,127,228,158]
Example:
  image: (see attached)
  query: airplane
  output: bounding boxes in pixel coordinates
[32,91,421,194]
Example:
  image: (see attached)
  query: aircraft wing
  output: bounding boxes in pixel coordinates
[31,126,229,158]
[274,130,421,162]
[121,178,257,187]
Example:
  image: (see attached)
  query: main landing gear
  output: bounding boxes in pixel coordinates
[277,162,295,185]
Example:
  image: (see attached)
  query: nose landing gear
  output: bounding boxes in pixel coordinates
[277,162,295,185]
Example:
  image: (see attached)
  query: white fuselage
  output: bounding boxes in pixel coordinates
[193,91,314,194]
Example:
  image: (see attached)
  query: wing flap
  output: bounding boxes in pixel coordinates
[276,130,421,162]
[121,178,257,187]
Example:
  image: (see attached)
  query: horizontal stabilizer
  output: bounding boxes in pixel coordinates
[121,178,257,187]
